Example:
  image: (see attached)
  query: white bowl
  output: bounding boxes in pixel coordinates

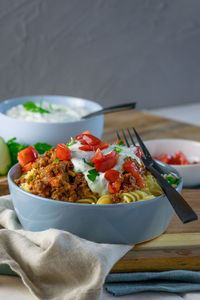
[144,139,200,188]
[0,95,104,146]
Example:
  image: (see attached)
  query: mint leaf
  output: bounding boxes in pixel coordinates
[87,168,99,182]
[114,146,122,154]
[23,101,50,114]
[33,142,53,154]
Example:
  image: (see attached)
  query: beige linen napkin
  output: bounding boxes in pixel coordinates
[0,195,132,300]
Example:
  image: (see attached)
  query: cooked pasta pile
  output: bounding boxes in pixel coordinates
[15,131,180,204]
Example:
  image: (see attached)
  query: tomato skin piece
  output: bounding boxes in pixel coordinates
[104,169,120,183]
[108,180,121,194]
[81,134,101,145]
[105,170,121,194]
[123,161,145,188]
[56,144,71,161]
[79,145,94,151]
[17,146,38,167]
[79,142,109,152]
[75,133,101,145]
[95,151,118,172]
[90,148,104,163]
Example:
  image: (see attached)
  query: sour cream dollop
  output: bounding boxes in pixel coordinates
[69,141,142,196]
[5,101,88,123]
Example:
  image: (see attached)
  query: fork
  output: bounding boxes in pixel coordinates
[116,128,198,224]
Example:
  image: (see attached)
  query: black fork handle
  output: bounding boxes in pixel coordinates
[145,163,198,224]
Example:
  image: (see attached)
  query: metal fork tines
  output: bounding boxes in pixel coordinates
[116,128,198,224]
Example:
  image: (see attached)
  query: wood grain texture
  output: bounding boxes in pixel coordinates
[1,111,200,272]
[112,189,200,272]
[102,110,200,142]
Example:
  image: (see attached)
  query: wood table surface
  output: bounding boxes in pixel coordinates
[1,110,200,273]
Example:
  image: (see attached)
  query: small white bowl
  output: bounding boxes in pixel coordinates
[144,139,200,188]
[0,95,104,146]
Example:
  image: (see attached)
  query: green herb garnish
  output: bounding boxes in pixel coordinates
[53,158,60,162]
[23,101,50,114]
[87,168,99,182]
[83,158,94,167]
[114,146,122,154]
[66,137,76,147]
[165,175,181,186]
[117,140,125,146]
[33,142,53,154]
[7,138,29,165]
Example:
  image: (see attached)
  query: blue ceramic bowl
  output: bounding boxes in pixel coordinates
[8,161,182,244]
[0,95,104,146]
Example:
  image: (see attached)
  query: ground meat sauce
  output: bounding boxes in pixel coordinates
[15,145,147,204]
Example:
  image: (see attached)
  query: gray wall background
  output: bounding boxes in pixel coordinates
[0,0,200,109]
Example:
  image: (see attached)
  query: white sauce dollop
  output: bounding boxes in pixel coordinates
[69,141,142,196]
[5,101,88,123]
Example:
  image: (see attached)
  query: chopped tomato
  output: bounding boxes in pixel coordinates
[82,134,101,145]
[108,180,121,194]
[153,151,190,165]
[75,133,101,145]
[79,142,109,152]
[22,162,33,173]
[104,169,120,183]
[17,146,38,167]
[90,148,104,163]
[56,144,71,161]
[95,151,118,172]
[75,132,109,151]
[153,153,172,164]
[174,151,190,165]
[105,170,121,194]
[123,161,145,188]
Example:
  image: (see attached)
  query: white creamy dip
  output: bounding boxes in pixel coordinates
[69,141,142,196]
[5,101,88,123]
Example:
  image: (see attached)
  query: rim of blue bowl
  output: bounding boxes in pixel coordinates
[0,95,103,125]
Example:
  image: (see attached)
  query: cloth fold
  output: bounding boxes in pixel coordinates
[0,195,132,300]
[105,270,200,296]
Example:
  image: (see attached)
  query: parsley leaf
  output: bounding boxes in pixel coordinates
[33,142,53,154]
[7,138,29,165]
[114,146,122,154]
[117,140,125,146]
[83,158,94,167]
[87,169,99,182]
[66,137,76,147]
[23,101,50,114]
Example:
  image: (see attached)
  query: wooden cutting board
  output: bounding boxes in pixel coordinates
[0,176,200,273]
